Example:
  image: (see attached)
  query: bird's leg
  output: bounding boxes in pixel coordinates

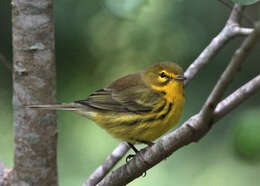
[126,141,154,162]
[126,142,149,177]
[127,142,139,153]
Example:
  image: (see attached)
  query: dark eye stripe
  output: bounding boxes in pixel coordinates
[160,71,171,79]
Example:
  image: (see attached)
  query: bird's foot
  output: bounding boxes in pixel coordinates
[126,154,136,162]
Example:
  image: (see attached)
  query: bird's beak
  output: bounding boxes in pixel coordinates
[173,75,186,81]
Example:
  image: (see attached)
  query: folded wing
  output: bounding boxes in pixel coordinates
[75,72,162,113]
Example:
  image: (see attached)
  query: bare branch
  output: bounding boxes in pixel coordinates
[0,54,12,71]
[184,4,254,87]
[83,142,130,186]
[217,0,255,25]
[214,75,260,121]
[229,4,243,23]
[234,27,254,35]
[95,21,260,186]
[201,21,260,119]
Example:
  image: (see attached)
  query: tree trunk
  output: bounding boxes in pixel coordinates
[11,0,58,185]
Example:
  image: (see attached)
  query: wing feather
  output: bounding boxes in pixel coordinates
[76,72,162,113]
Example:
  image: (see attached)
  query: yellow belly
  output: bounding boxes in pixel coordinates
[92,96,185,143]
[78,80,185,143]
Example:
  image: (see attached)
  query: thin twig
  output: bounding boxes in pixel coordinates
[201,21,260,119]
[95,21,260,186]
[217,0,255,25]
[83,142,130,186]
[184,4,253,87]
[214,74,260,121]
[234,27,254,35]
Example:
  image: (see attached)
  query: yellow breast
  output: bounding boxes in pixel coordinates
[82,75,185,143]
[132,81,185,142]
[92,81,185,143]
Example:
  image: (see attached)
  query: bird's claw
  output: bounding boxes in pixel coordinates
[126,154,136,162]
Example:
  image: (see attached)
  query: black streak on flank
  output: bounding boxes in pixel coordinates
[116,102,173,126]
[142,102,173,123]
[158,102,173,120]
[154,100,166,113]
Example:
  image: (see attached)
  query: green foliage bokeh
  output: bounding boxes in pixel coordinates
[233,109,260,160]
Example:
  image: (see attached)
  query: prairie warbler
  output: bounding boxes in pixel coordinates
[27,62,186,152]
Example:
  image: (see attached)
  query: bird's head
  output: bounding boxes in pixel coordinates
[143,62,186,91]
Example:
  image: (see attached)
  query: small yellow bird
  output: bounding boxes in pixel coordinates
[27,62,186,153]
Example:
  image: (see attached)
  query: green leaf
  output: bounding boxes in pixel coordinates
[231,0,260,5]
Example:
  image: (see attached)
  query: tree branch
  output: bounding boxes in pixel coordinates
[83,142,130,186]
[95,21,260,186]
[200,20,260,120]
[217,0,255,25]
[214,74,260,121]
[83,4,256,185]
[234,27,254,35]
[184,4,253,87]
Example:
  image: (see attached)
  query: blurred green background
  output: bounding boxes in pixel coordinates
[0,0,260,185]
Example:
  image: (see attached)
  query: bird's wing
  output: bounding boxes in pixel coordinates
[75,73,162,113]
[75,88,128,112]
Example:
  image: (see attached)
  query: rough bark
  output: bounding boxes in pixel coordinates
[11,0,58,185]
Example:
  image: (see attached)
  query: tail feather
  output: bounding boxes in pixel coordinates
[25,103,80,111]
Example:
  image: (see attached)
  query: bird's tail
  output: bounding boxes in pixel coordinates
[25,102,81,111]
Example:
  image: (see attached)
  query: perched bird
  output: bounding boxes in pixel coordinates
[27,62,186,154]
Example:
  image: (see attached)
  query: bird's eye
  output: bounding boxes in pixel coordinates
[160,72,167,78]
